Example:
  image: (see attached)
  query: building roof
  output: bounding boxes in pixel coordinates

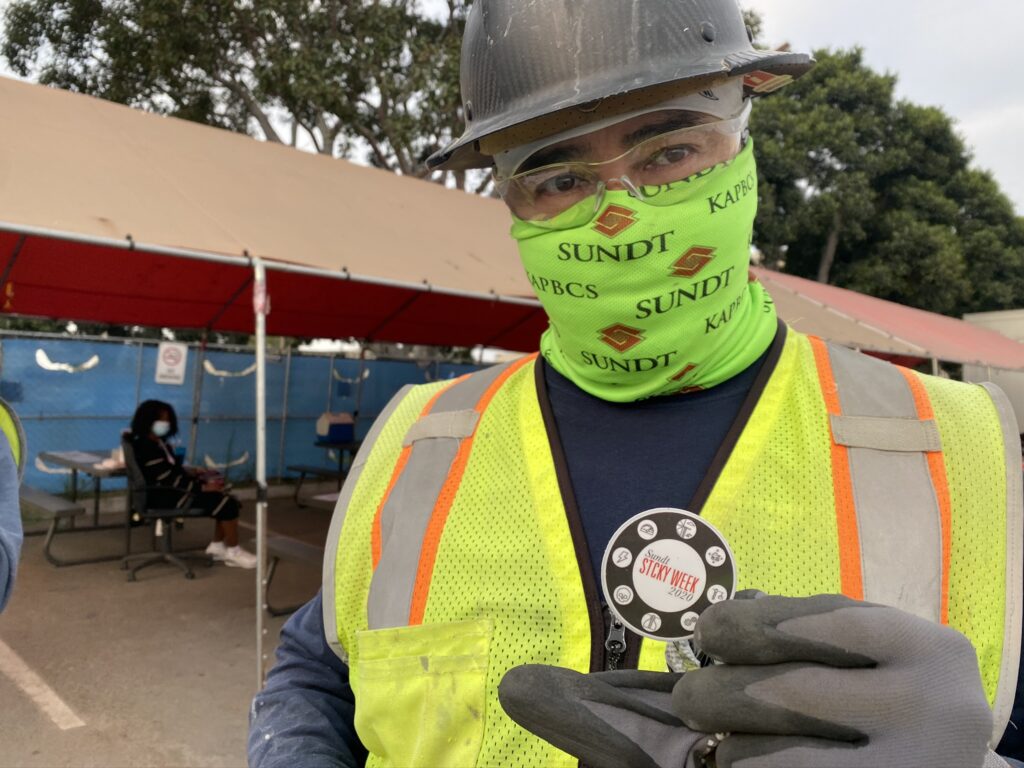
[755,267,1024,370]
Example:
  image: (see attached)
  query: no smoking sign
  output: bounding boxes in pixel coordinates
[601,508,736,641]
[155,342,189,386]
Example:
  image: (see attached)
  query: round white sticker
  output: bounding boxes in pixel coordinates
[613,586,635,606]
[637,520,658,540]
[676,518,698,540]
[612,547,633,568]
[707,585,728,603]
[705,546,726,567]
[600,508,737,642]
[641,613,663,632]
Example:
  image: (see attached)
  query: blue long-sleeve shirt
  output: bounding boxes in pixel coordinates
[250,352,1024,766]
[0,431,23,612]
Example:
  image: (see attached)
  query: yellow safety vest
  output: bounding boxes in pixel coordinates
[0,397,25,481]
[323,328,1022,768]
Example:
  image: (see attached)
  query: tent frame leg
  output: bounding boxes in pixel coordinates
[253,258,270,690]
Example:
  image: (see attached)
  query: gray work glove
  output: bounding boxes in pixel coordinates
[674,594,994,767]
[498,665,716,768]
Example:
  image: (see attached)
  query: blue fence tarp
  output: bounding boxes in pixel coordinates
[1,336,480,494]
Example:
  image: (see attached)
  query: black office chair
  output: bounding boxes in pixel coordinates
[120,435,210,581]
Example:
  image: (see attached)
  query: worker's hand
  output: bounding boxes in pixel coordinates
[201,477,224,492]
[499,666,714,768]
[673,594,994,768]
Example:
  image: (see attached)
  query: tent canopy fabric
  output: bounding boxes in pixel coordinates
[755,267,1024,370]
[2,75,1023,368]
[0,75,544,349]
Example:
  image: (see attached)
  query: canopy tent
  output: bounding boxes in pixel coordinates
[0,73,545,686]
[6,74,1024,686]
[0,75,544,348]
[754,267,1024,371]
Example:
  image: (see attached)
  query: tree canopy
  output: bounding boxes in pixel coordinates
[751,48,1024,316]
[3,4,1022,320]
[1,0,469,183]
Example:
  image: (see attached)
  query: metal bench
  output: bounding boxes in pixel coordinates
[265,535,325,617]
[19,486,95,567]
[286,464,343,508]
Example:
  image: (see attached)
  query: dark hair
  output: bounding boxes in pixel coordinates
[130,400,179,440]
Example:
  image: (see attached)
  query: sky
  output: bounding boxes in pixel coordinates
[745,0,1024,213]
[1,0,1020,213]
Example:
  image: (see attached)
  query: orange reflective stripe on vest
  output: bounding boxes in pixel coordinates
[811,336,950,625]
[809,335,864,601]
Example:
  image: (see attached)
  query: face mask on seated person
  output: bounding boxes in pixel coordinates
[152,420,171,438]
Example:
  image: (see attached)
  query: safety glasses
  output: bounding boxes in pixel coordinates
[497,101,751,224]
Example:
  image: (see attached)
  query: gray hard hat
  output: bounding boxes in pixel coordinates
[428,0,814,171]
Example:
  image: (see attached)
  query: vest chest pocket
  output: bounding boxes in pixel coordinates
[354,619,493,767]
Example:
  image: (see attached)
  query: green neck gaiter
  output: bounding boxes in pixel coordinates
[511,142,776,403]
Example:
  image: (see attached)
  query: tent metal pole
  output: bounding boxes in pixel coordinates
[253,257,270,690]
[277,347,292,482]
[363,292,423,341]
[0,235,26,290]
[188,334,207,465]
[353,347,368,424]
[931,358,940,377]
[133,341,144,409]
[327,354,336,412]
[208,275,255,331]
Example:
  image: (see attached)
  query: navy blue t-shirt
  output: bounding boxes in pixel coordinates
[542,352,766,594]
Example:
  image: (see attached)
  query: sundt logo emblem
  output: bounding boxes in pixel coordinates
[743,70,793,94]
[671,247,715,278]
[670,363,703,393]
[670,364,698,383]
[599,323,645,353]
[593,205,638,238]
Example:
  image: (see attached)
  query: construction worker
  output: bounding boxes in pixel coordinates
[0,400,24,612]
[249,1,1023,766]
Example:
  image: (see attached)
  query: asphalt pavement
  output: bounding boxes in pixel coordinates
[0,491,330,768]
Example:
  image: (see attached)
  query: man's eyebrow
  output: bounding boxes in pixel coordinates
[622,112,708,147]
[518,143,590,173]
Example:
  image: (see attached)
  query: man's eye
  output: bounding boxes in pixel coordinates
[647,145,694,168]
[536,173,585,195]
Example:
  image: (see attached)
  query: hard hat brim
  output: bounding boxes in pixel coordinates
[428,49,813,172]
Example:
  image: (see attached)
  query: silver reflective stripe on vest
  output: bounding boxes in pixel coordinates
[403,410,480,446]
[830,414,942,452]
[827,344,943,623]
[979,383,1023,744]
[367,359,520,630]
[322,384,416,663]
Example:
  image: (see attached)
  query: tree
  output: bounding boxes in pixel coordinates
[752,48,1024,316]
[1,0,469,183]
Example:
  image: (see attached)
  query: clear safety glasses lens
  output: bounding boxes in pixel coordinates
[497,103,751,223]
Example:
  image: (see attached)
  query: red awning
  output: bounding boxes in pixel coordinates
[0,228,545,349]
[0,76,544,349]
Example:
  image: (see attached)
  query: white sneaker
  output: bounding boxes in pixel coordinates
[223,545,258,569]
[205,540,228,561]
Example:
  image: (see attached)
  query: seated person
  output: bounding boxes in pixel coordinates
[129,399,256,569]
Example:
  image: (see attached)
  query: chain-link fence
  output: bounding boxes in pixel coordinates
[0,333,480,494]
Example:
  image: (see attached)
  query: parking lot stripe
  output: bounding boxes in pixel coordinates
[0,638,85,730]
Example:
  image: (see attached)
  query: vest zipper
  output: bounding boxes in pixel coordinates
[536,360,608,673]
[604,615,627,671]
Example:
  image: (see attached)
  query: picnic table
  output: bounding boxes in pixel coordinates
[37,449,126,527]
[287,440,360,507]
[314,439,361,477]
